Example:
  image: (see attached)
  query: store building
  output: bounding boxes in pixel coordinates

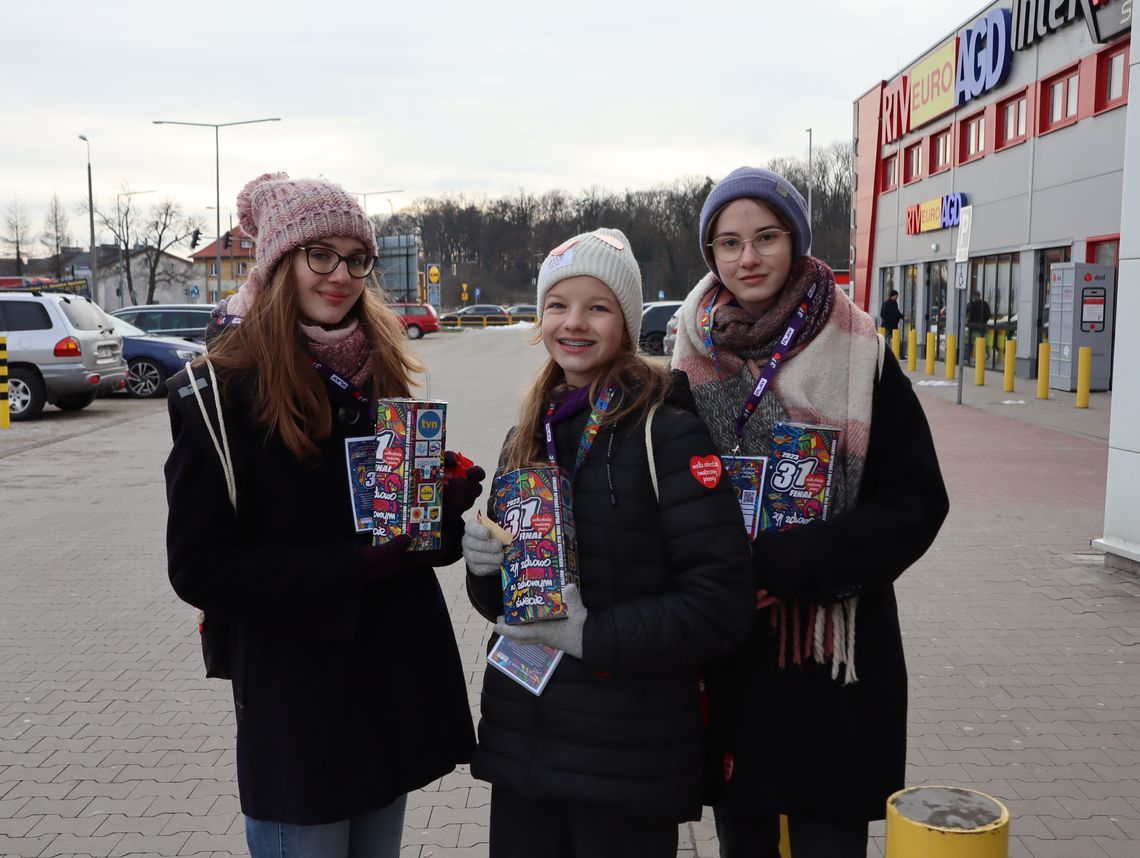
[851,0,1132,379]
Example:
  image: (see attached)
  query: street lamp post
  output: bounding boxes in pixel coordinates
[153,117,280,302]
[805,127,813,235]
[78,135,99,306]
[114,190,154,309]
[351,189,403,220]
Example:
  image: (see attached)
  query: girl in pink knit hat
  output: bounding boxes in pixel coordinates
[164,173,482,858]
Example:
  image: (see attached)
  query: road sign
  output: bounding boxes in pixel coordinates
[956,264,968,290]
[461,282,469,302]
[427,264,441,285]
[189,285,200,301]
[427,284,441,307]
[955,205,973,263]
[475,287,482,300]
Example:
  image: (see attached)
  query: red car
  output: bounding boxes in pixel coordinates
[388,303,440,339]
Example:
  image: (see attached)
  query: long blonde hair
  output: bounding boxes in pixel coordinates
[204,253,422,461]
[501,335,671,472]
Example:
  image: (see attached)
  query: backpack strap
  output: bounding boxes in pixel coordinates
[645,403,660,501]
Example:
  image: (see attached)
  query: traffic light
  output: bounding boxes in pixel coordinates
[223,231,232,249]
[190,229,200,249]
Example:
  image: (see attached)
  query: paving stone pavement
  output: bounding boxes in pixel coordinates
[1,328,1137,857]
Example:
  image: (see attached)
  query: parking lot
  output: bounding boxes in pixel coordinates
[1,327,1138,858]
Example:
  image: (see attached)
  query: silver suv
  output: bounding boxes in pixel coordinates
[0,291,128,420]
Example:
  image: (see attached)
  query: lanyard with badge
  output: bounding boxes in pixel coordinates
[700,281,818,539]
[311,359,380,534]
[544,384,616,480]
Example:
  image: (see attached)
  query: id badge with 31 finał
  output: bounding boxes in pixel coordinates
[721,455,768,541]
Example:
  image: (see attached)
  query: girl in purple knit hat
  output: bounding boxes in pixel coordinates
[164,172,483,858]
[671,167,949,858]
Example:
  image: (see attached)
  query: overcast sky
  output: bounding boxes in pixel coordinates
[5,0,985,250]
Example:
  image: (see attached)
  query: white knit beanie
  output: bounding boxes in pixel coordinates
[536,228,643,345]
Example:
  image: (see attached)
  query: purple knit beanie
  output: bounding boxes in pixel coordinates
[698,167,811,275]
[235,172,377,304]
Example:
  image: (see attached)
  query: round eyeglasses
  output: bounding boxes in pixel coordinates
[707,229,792,263]
[296,245,378,279]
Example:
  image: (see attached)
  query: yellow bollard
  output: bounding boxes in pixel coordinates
[878,326,887,339]
[891,328,901,359]
[886,786,1009,858]
[926,332,936,375]
[974,336,986,385]
[907,329,917,372]
[779,815,791,858]
[0,335,8,430]
[1037,342,1050,399]
[1003,339,1016,393]
[1076,345,1092,408]
[946,334,957,380]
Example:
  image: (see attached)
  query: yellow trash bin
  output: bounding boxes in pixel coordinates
[886,786,1009,858]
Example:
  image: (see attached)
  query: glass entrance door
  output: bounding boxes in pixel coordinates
[924,261,948,361]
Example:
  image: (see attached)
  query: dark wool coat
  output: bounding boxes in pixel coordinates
[164,366,475,825]
[467,384,755,825]
[705,350,949,822]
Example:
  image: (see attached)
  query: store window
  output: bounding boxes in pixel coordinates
[881,154,898,192]
[879,267,895,315]
[966,253,1021,369]
[959,111,986,162]
[209,262,219,277]
[998,91,1028,148]
[236,261,249,276]
[903,143,923,184]
[1042,67,1079,131]
[1097,42,1129,111]
[929,128,952,174]
[901,264,918,357]
[924,260,948,361]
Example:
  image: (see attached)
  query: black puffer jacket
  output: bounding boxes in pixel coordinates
[705,352,949,821]
[467,378,754,824]
[164,366,475,825]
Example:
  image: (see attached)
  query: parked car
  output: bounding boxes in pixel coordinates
[639,300,683,355]
[0,290,128,420]
[110,303,215,343]
[506,304,538,322]
[662,309,681,356]
[387,302,440,339]
[102,312,206,398]
[438,304,511,327]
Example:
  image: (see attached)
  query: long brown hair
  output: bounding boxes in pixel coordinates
[204,253,423,461]
[501,333,671,472]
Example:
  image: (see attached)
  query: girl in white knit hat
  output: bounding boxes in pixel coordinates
[462,227,754,858]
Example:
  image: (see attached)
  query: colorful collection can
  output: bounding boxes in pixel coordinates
[760,422,840,532]
[372,399,447,550]
[492,466,580,625]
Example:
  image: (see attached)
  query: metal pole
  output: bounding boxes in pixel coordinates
[215,126,222,304]
[806,127,813,232]
[79,136,99,306]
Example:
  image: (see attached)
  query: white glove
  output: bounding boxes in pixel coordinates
[494,584,587,660]
[463,520,504,577]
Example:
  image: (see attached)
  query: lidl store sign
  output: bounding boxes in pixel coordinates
[906,193,967,234]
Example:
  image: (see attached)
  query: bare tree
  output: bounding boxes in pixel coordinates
[137,199,204,304]
[41,194,72,279]
[96,187,143,305]
[2,199,32,276]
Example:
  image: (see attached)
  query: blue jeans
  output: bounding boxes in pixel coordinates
[245,794,407,858]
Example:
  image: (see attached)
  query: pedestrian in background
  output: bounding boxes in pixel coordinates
[879,288,903,337]
[462,227,754,858]
[164,172,482,858]
[671,167,949,858]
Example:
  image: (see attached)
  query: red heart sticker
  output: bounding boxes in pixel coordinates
[530,513,554,534]
[382,447,404,469]
[804,473,826,496]
[689,455,723,489]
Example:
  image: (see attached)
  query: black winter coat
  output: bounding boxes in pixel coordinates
[467,383,755,824]
[705,350,949,821]
[164,366,475,825]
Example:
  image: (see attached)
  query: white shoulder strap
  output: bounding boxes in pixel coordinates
[645,403,660,501]
[876,333,887,381]
[185,360,237,511]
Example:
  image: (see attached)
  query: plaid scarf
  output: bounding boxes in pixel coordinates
[672,257,883,684]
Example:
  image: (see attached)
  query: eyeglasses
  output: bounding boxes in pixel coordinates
[296,245,377,278]
[708,229,792,263]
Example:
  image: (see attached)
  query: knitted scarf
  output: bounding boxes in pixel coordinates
[672,257,884,684]
[301,317,373,390]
